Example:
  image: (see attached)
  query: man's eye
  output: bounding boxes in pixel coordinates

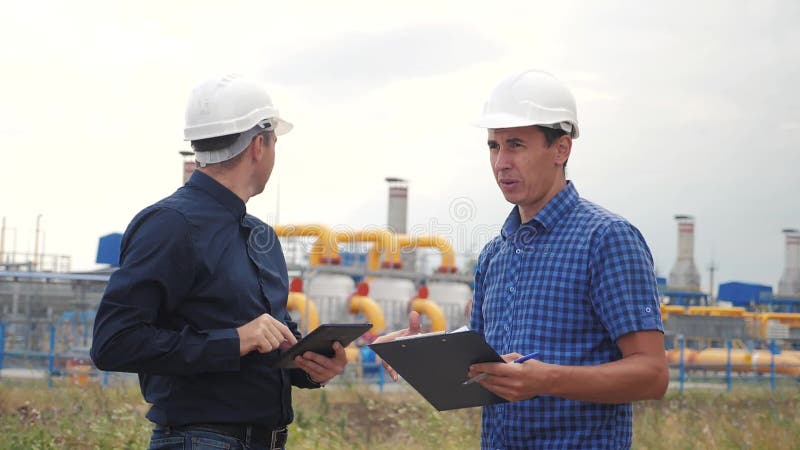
[488,143,499,150]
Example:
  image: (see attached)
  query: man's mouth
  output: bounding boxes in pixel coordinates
[499,179,519,190]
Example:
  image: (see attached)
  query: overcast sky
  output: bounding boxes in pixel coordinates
[1,0,798,293]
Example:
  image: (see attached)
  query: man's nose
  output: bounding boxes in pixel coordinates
[494,148,512,172]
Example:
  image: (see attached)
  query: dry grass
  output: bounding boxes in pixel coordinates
[0,379,150,449]
[1,379,798,449]
[633,389,800,450]
[289,387,481,449]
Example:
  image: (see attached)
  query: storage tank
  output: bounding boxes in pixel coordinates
[427,280,472,329]
[668,215,701,291]
[777,228,800,297]
[368,277,415,331]
[306,274,355,324]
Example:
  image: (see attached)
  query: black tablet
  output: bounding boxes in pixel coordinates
[272,323,373,368]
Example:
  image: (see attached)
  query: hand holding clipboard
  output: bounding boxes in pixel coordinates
[463,352,540,385]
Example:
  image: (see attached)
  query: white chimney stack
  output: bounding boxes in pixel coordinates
[386,177,408,234]
[777,228,800,297]
[668,215,701,291]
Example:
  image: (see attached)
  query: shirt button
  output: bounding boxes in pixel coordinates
[515,248,521,254]
[509,287,515,293]
[646,307,652,313]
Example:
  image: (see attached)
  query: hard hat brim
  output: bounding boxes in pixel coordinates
[273,117,293,136]
[471,113,579,138]
[471,112,540,130]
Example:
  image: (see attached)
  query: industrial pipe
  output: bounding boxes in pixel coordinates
[348,282,386,336]
[286,278,320,333]
[334,229,398,271]
[750,350,800,377]
[409,286,446,332]
[665,348,698,365]
[691,348,752,371]
[394,235,458,273]
[274,224,339,266]
[692,348,800,377]
[687,306,748,317]
[659,305,686,321]
[756,313,800,338]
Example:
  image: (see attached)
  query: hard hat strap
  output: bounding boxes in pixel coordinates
[538,122,574,136]
[194,121,273,166]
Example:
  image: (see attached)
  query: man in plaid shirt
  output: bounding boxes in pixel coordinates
[464,70,669,449]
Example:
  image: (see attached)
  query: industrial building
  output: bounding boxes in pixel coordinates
[1,175,799,385]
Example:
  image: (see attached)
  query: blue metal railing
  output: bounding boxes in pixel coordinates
[726,340,732,392]
[0,322,5,371]
[671,338,798,393]
[2,321,796,392]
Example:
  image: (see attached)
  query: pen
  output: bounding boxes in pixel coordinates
[463,351,540,385]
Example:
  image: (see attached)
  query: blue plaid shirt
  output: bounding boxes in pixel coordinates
[470,182,663,450]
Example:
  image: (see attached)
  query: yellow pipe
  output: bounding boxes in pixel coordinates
[274,224,339,266]
[750,350,800,376]
[344,344,362,365]
[665,348,698,365]
[334,229,398,271]
[411,298,446,332]
[349,295,386,336]
[395,235,457,273]
[692,348,800,377]
[660,305,687,321]
[757,312,800,339]
[287,292,320,333]
[274,226,457,272]
[687,306,747,317]
[783,350,800,359]
[692,348,753,371]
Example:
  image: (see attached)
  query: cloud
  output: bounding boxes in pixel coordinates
[261,23,505,96]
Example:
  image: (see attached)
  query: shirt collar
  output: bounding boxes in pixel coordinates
[500,181,579,239]
[187,170,246,219]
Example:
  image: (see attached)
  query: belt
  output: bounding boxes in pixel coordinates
[180,423,288,449]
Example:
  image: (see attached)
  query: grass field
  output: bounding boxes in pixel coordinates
[1,380,798,449]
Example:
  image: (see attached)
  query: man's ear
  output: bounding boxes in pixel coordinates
[249,135,264,161]
[554,135,572,166]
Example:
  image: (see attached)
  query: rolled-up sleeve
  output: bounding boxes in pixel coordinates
[90,207,240,375]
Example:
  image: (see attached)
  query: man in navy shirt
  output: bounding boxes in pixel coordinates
[463,70,669,449]
[91,75,347,450]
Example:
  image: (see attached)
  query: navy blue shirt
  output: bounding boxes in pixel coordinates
[91,170,317,429]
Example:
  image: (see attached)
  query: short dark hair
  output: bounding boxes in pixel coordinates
[191,133,241,152]
[535,125,567,147]
[535,126,569,170]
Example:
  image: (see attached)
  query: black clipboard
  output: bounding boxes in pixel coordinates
[272,323,372,369]
[369,330,507,411]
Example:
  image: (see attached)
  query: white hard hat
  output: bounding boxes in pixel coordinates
[184,74,292,164]
[184,74,292,140]
[472,70,579,139]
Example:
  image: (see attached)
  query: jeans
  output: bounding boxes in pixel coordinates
[148,426,285,450]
